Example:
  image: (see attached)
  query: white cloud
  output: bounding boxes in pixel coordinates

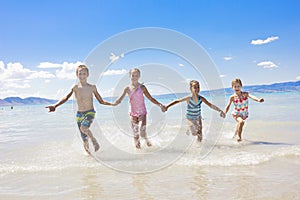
[0,61,5,72]
[0,62,56,81]
[55,61,83,79]
[219,74,226,78]
[0,60,86,98]
[251,36,279,45]
[0,79,31,92]
[178,63,184,67]
[101,69,127,76]
[28,71,56,79]
[223,56,233,61]
[109,53,125,63]
[54,88,70,99]
[296,76,300,80]
[6,81,31,89]
[1,62,32,80]
[257,61,278,69]
[101,88,115,97]
[0,89,19,98]
[37,62,61,69]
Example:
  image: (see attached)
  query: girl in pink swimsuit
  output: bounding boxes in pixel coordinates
[114,68,166,149]
[224,78,264,142]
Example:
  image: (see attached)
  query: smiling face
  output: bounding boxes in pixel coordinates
[77,67,89,83]
[231,78,243,93]
[129,69,140,84]
[232,82,242,93]
[190,81,200,95]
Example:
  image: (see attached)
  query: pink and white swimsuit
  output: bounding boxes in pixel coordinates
[232,94,249,120]
[129,85,147,117]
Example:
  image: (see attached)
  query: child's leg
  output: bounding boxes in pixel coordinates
[77,123,91,154]
[233,125,238,138]
[130,116,141,149]
[77,110,99,152]
[83,140,91,155]
[80,126,99,151]
[196,118,203,142]
[77,123,88,142]
[234,117,245,142]
[187,119,202,142]
[139,115,152,146]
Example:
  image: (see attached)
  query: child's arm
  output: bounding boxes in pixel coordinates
[141,85,166,111]
[93,85,115,106]
[247,93,264,103]
[201,96,225,118]
[165,96,189,110]
[45,89,73,112]
[114,87,129,105]
[224,95,234,115]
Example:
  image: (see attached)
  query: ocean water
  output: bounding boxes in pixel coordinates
[0,92,300,199]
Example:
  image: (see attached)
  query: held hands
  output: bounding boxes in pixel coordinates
[113,99,121,106]
[220,110,226,118]
[45,105,56,112]
[258,98,264,103]
[111,102,118,106]
[159,104,167,112]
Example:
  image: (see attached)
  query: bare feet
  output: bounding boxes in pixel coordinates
[83,141,91,155]
[197,135,202,143]
[145,139,152,147]
[233,131,238,139]
[237,137,242,142]
[134,137,141,149]
[92,138,100,152]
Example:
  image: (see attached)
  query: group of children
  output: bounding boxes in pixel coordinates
[46,65,264,155]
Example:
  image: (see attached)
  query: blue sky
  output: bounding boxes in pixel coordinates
[0,0,300,99]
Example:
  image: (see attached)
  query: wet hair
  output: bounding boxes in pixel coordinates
[231,78,242,87]
[189,80,200,89]
[76,65,89,74]
[129,68,141,76]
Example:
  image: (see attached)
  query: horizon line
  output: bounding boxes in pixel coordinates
[1,79,299,100]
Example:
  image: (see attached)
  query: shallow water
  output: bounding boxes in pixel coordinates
[0,92,299,199]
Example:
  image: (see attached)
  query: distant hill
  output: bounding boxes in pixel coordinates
[0,97,57,106]
[226,80,300,94]
[1,80,299,106]
[155,80,300,98]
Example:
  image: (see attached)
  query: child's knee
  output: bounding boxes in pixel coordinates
[80,125,89,133]
[81,133,88,141]
[140,125,146,138]
[239,120,245,126]
[192,129,201,136]
[132,123,139,136]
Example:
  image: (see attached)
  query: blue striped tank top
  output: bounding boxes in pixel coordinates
[186,95,202,119]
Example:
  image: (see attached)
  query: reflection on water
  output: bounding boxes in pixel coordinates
[80,169,104,200]
[132,174,154,200]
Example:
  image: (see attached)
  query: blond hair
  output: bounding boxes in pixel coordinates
[129,68,141,76]
[76,65,89,74]
[189,80,200,89]
[231,78,242,87]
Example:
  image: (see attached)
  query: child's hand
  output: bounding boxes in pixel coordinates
[163,106,168,112]
[114,100,121,105]
[259,98,264,103]
[160,104,167,112]
[45,105,56,112]
[220,111,225,118]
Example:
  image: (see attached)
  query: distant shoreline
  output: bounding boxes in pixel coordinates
[1,80,299,106]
